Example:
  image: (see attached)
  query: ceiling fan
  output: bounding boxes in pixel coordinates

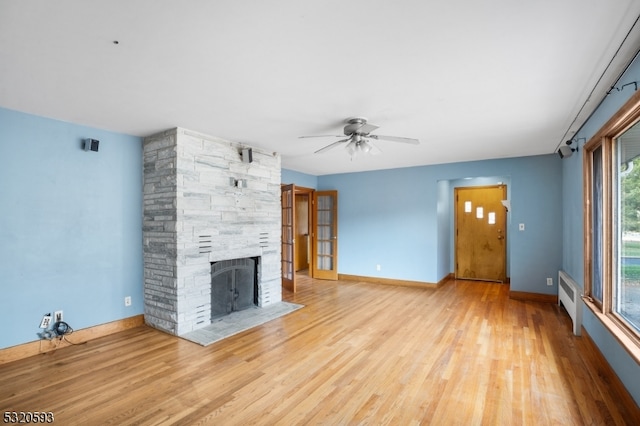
[299,117,420,156]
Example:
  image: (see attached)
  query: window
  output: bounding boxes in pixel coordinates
[614,125,640,333]
[584,91,640,361]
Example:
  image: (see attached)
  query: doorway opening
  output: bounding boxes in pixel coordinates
[295,192,310,274]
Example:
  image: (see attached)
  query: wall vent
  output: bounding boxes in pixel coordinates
[195,304,208,325]
[259,232,269,248]
[198,235,212,254]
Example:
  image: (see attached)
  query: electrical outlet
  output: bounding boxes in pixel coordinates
[376,264,381,271]
[124,296,132,307]
[39,314,52,329]
[54,310,63,323]
[547,277,553,286]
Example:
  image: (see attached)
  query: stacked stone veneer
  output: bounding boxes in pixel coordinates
[143,127,282,335]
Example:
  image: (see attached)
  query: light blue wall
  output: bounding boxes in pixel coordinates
[319,167,434,280]
[562,54,640,405]
[317,154,562,291]
[281,169,318,189]
[436,180,451,281]
[0,108,143,349]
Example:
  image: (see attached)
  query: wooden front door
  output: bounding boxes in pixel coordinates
[455,185,507,282]
[312,190,338,280]
[281,184,296,291]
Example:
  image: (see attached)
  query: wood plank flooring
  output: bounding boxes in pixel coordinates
[2,276,639,425]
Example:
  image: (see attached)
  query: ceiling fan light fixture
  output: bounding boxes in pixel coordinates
[301,117,420,157]
[346,140,357,156]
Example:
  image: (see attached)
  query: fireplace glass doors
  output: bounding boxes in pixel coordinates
[211,257,258,319]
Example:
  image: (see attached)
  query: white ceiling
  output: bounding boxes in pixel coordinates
[2,1,640,175]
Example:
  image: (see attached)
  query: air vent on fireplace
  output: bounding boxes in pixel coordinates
[259,232,269,248]
[195,304,208,326]
[199,235,212,254]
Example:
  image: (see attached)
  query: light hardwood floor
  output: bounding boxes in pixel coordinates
[2,276,639,425]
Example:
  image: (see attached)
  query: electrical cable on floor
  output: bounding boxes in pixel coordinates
[39,334,62,354]
[38,321,88,353]
[56,322,87,345]
[62,335,87,346]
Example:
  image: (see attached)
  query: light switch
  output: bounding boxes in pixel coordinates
[519,223,525,231]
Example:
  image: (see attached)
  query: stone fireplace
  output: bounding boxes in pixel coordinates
[142,128,282,336]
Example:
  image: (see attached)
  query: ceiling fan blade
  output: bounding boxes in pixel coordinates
[369,134,420,144]
[357,123,379,134]
[299,135,343,139]
[344,118,379,135]
[315,138,350,154]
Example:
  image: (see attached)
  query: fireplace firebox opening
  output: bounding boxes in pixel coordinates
[210,257,259,320]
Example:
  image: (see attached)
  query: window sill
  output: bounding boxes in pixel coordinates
[583,297,640,365]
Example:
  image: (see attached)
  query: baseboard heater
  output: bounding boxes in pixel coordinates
[558,270,582,336]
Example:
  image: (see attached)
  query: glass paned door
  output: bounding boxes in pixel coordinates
[281,184,295,291]
[312,190,338,280]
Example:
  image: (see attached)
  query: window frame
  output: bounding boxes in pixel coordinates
[583,89,640,363]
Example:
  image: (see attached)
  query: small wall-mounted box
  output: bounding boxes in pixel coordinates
[84,138,100,152]
[229,178,247,188]
[241,148,253,163]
